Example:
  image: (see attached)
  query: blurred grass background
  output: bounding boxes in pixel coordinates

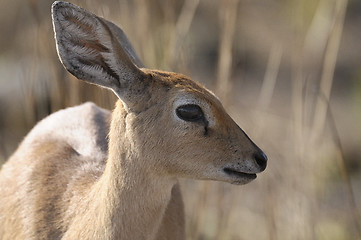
[0,0,360,239]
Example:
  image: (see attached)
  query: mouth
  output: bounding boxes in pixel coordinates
[223,168,257,184]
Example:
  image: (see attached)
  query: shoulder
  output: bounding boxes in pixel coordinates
[24,102,111,159]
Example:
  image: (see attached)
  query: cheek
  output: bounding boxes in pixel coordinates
[168,138,226,168]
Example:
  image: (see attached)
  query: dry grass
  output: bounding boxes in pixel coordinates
[0,0,360,239]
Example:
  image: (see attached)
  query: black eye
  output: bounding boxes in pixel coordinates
[176,104,204,122]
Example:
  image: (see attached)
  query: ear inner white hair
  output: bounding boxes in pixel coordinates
[52,1,145,98]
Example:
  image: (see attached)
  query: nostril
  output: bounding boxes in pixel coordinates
[254,151,268,171]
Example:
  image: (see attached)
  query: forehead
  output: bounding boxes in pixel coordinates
[147,69,220,103]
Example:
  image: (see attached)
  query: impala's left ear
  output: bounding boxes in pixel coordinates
[101,18,145,69]
[51,1,148,107]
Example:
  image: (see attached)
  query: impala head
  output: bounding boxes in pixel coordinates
[52,1,267,185]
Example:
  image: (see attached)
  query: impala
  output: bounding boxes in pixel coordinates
[0,2,267,239]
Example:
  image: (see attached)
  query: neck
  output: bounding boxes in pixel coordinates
[65,101,175,240]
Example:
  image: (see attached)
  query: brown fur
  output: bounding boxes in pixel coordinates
[0,101,185,240]
[0,2,267,240]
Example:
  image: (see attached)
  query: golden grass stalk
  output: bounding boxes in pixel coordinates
[215,0,239,105]
[258,43,282,110]
[311,0,348,142]
[169,0,199,70]
[327,101,361,239]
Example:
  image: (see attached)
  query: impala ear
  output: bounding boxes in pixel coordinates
[101,19,145,69]
[51,1,147,105]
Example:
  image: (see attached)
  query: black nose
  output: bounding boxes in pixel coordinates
[253,151,267,171]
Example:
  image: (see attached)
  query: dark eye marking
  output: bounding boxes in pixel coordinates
[176,104,204,122]
[176,104,209,136]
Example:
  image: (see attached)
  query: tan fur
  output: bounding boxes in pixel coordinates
[0,2,267,240]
